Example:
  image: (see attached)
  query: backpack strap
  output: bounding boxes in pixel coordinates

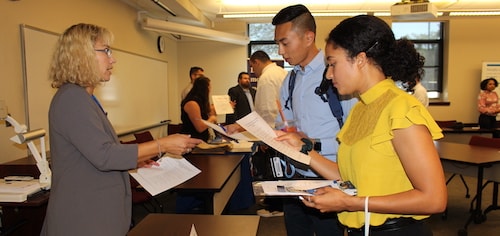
[326,86,344,128]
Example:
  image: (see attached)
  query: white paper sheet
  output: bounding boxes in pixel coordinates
[201,120,259,142]
[212,95,234,115]
[236,111,311,165]
[129,156,201,196]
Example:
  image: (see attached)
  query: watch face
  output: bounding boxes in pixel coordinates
[157,36,165,53]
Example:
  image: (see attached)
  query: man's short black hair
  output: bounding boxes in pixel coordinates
[272,4,310,25]
[189,66,204,76]
[250,50,271,63]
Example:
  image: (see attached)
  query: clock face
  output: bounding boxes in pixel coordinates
[157,36,165,53]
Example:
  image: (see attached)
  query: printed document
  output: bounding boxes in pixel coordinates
[129,155,201,196]
[201,120,259,142]
[212,95,234,115]
[236,111,311,165]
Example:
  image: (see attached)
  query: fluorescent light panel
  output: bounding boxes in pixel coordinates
[449,11,500,16]
[222,11,499,18]
[140,16,249,45]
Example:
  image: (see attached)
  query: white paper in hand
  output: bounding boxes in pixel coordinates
[236,111,311,165]
[129,156,201,196]
[212,95,234,114]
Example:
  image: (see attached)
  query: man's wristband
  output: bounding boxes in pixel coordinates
[300,138,313,154]
[313,139,321,151]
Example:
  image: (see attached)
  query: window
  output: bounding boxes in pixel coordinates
[248,23,292,69]
[248,22,445,99]
[392,22,444,99]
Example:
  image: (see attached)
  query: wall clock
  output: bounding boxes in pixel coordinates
[157,36,165,53]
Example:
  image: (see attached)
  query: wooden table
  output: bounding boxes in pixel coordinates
[435,141,500,235]
[175,154,244,215]
[127,213,259,236]
[441,128,500,144]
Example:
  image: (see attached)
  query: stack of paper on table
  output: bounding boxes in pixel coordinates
[0,179,42,202]
[228,140,254,152]
[129,155,201,196]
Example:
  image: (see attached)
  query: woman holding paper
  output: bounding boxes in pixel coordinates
[276,15,446,236]
[180,76,218,142]
[42,23,201,236]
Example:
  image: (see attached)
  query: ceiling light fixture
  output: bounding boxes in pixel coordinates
[449,11,500,16]
[140,16,249,45]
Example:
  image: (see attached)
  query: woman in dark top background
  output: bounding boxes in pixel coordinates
[180,76,217,141]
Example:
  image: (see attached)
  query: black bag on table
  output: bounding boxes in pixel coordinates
[250,144,312,181]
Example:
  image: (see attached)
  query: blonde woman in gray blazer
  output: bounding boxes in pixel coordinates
[41,23,202,236]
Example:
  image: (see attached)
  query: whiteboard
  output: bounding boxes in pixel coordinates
[21,25,169,148]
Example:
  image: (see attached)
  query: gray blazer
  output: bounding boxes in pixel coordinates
[41,83,138,236]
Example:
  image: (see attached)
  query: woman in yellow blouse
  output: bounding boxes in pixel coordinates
[276,15,447,236]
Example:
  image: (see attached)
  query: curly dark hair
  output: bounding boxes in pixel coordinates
[326,15,425,89]
[480,77,498,90]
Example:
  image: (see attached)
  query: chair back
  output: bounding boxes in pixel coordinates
[134,131,154,143]
[469,135,500,149]
[435,120,457,128]
[168,123,183,135]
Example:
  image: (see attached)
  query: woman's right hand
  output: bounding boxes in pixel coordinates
[159,134,202,155]
[274,131,305,152]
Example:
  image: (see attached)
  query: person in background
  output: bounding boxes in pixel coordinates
[41,23,201,236]
[249,50,288,217]
[180,66,204,100]
[225,72,256,124]
[272,4,357,236]
[180,76,217,142]
[250,50,288,127]
[224,50,287,134]
[276,15,447,236]
[412,76,429,107]
[478,77,500,129]
[394,40,429,108]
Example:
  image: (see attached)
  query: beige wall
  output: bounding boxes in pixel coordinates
[1,0,500,162]
[0,0,177,162]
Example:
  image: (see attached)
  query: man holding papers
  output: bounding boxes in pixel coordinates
[271,5,357,236]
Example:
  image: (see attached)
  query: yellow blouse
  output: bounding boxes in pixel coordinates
[337,79,443,228]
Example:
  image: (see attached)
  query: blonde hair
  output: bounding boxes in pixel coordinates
[49,23,113,88]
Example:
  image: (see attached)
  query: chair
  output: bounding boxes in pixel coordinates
[437,120,470,198]
[435,120,458,129]
[167,123,183,135]
[133,131,154,143]
[467,136,500,217]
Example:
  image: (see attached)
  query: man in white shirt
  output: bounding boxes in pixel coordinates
[412,77,429,107]
[180,66,204,100]
[250,50,287,127]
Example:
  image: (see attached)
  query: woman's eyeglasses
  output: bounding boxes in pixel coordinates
[95,48,113,57]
